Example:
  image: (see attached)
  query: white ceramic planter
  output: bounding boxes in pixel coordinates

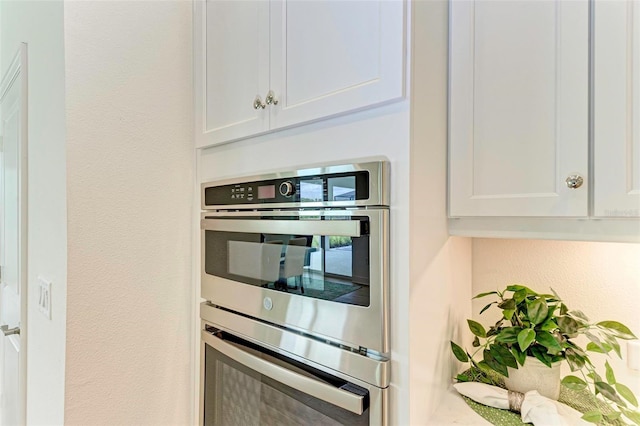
[503,357,561,400]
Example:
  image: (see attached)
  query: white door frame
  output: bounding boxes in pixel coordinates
[0,42,28,426]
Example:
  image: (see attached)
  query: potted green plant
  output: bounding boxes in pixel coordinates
[450,285,640,424]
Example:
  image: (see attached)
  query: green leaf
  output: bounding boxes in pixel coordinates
[587,371,603,383]
[616,383,639,407]
[536,330,563,354]
[498,298,516,310]
[559,303,568,315]
[506,285,537,295]
[527,299,548,325]
[605,360,616,385]
[476,360,494,375]
[604,333,622,358]
[581,411,603,424]
[622,408,640,425]
[473,291,498,299]
[512,346,526,366]
[483,349,508,377]
[604,412,622,421]
[502,309,515,321]
[456,374,471,382]
[451,341,469,362]
[472,336,481,347]
[556,316,580,335]
[495,327,522,344]
[467,320,487,338]
[550,287,562,301]
[585,332,608,354]
[561,375,588,391]
[530,345,553,367]
[489,344,518,369]
[595,382,626,406]
[586,341,612,354]
[517,329,536,352]
[479,302,496,315]
[565,348,586,371]
[598,321,638,339]
[569,310,590,323]
[513,289,527,304]
[539,318,558,332]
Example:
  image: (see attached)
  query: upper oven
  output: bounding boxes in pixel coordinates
[200,161,389,355]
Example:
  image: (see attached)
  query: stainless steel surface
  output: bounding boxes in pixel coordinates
[565,174,584,189]
[265,90,279,105]
[201,329,365,415]
[201,160,389,210]
[200,303,389,387]
[199,319,388,426]
[253,95,266,110]
[1,325,20,336]
[201,217,362,237]
[200,208,389,354]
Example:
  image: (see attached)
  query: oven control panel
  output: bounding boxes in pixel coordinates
[203,171,370,207]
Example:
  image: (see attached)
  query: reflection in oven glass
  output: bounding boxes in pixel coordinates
[205,344,369,426]
[205,229,370,307]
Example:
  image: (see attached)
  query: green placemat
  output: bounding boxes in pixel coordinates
[459,370,624,426]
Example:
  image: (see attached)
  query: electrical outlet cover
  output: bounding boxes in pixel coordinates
[37,276,51,320]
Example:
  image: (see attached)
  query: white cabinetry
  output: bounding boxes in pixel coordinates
[194,0,405,148]
[449,0,589,217]
[448,0,640,241]
[594,0,640,218]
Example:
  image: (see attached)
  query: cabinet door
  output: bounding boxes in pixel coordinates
[594,1,640,218]
[449,0,589,217]
[268,0,404,130]
[195,0,270,148]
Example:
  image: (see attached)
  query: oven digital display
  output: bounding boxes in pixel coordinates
[257,184,276,200]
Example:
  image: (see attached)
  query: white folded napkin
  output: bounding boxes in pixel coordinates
[454,382,589,426]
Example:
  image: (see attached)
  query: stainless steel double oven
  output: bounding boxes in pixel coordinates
[199,161,390,425]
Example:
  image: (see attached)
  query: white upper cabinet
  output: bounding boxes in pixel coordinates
[594,0,640,218]
[195,0,405,148]
[449,0,589,217]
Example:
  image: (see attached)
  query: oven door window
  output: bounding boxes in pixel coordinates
[204,219,370,306]
[203,340,369,426]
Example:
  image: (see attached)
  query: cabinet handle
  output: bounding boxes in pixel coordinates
[565,175,584,189]
[253,96,266,110]
[265,90,279,106]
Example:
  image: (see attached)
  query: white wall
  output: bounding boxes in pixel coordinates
[408,1,474,424]
[473,239,640,396]
[1,1,67,423]
[64,1,194,424]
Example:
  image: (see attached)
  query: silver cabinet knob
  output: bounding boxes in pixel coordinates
[565,175,584,189]
[253,96,266,110]
[265,90,279,106]
[1,325,20,336]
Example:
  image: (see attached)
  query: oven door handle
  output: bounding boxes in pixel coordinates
[201,218,362,237]
[201,330,366,415]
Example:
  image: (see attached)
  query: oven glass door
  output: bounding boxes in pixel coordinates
[202,328,370,426]
[202,215,371,306]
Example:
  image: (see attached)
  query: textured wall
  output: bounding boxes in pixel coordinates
[1,1,67,423]
[408,0,475,424]
[64,1,194,424]
[472,239,640,395]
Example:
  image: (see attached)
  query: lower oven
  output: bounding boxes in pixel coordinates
[200,304,389,426]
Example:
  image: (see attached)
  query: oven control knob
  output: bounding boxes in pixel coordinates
[263,297,273,311]
[279,181,295,197]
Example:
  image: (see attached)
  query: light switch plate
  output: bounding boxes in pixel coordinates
[37,276,51,320]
